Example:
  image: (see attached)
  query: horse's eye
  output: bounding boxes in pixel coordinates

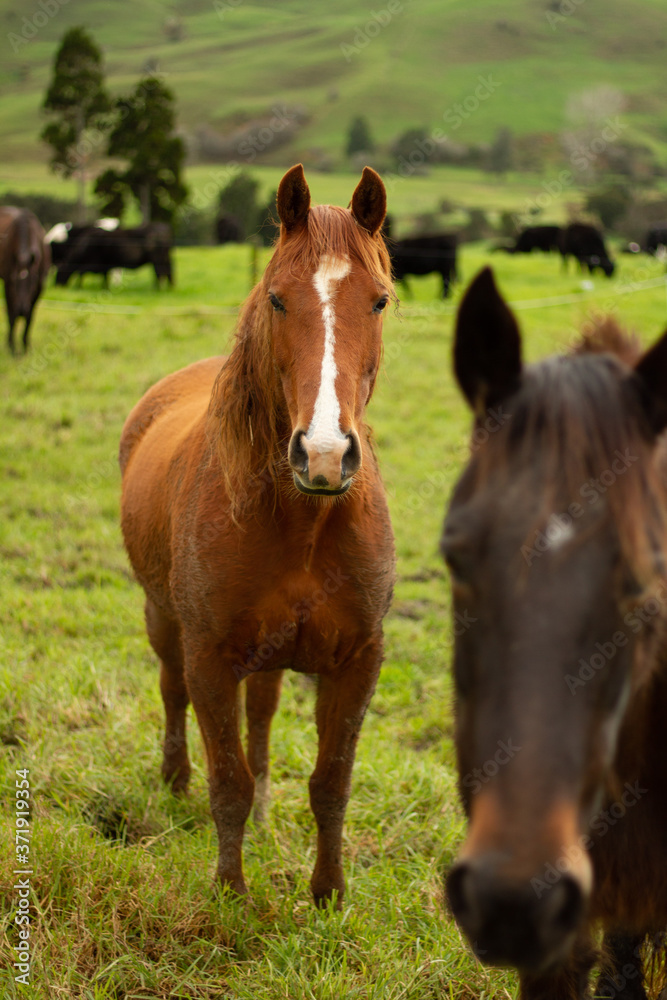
[269,292,285,313]
[373,296,389,314]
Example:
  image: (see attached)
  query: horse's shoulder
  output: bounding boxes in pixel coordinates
[119,356,227,473]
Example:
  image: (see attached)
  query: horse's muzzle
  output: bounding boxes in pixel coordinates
[446,857,586,974]
[288,429,361,496]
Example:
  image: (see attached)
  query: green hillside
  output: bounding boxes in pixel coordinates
[2,0,667,168]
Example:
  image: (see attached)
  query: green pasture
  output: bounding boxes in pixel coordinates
[1,242,667,999]
[2,0,667,166]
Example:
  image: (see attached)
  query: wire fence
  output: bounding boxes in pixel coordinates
[37,273,667,318]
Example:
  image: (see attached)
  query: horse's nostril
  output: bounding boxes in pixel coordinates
[288,431,308,474]
[543,874,584,935]
[341,433,361,479]
[446,863,477,928]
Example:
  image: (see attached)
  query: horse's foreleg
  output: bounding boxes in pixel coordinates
[596,932,647,1000]
[146,599,191,793]
[22,307,35,352]
[309,637,382,908]
[185,648,254,895]
[246,669,283,824]
[5,287,16,354]
[520,933,596,1000]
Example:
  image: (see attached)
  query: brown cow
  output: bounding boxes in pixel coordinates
[0,207,51,353]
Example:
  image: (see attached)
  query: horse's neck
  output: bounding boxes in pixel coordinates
[278,497,338,570]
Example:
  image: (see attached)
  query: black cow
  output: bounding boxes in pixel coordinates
[387,232,458,298]
[506,225,563,254]
[0,206,51,353]
[55,224,173,288]
[645,226,667,255]
[45,218,120,267]
[559,223,615,277]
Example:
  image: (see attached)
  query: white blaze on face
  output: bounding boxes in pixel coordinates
[306,254,351,453]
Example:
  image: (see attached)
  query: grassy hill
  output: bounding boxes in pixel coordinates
[2,0,667,170]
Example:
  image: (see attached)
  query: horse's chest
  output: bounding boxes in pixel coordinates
[230,563,381,676]
[172,491,394,670]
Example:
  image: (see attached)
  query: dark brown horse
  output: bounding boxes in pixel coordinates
[120,165,395,906]
[0,206,51,353]
[442,267,667,1000]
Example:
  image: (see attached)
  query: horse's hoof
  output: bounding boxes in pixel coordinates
[311,882,344,910]
[216,872,249,900]
[161,762,191,794]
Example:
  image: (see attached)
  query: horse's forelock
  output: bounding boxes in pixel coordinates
[276,204,393,291]
[472,351,667,587]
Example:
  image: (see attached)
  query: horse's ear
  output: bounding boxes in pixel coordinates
[454,267,522,413]
[633,330,667,435]
[277,164,310,231]
[350,167,386,236]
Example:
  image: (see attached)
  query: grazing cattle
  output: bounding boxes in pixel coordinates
[0,206,50,353]
[215,214,243,244]
[387,231,458,298]
[45,218,119,267]
[119,166,395,905]
[560,223,615,277]
[504,225,563,254]
[55,223,173,288]
[645,226,667,256]
[442,266,667,1000]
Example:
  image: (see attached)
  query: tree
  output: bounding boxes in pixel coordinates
[95,76,188,225]
[255,189,279,246]
[346,117,375,158]
[487,127,514,175]
[561,85,624,183]
[585,184,633,231]
[41,27,110,222]
[217,172,260,239]
[390,127,434,167]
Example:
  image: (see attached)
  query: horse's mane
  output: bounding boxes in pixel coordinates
[574,315,643,366]
[208,204,393,519]
[473,317,667,586]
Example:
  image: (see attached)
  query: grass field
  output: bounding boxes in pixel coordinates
[1,240,667,999]
[2,0,667,167]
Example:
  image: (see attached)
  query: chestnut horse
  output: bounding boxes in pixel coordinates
[120,165,395,905]
[442,267,667,1000]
